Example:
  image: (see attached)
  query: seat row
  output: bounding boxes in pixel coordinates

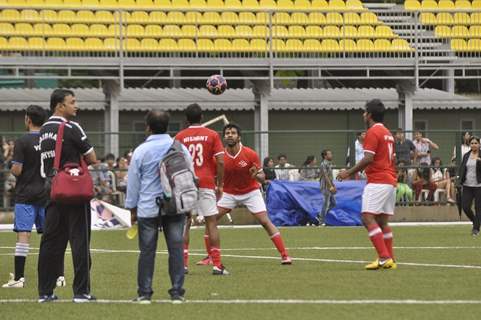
[435,24,481,37]
[0,0,365,10]
[0,36,413,52]
[420,12,481,25]
[405,0,481,11]
[0,9,379,25]
[0,23,395,38]
[451,38,481,51]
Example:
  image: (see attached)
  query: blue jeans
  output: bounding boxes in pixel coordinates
[137,215,185,298]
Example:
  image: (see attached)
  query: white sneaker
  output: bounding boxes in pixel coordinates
[56,276,66,287]
[2,273,25,288]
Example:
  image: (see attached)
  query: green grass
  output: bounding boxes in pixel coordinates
[1,225,481,320]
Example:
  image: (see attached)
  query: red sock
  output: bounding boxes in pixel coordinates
[382,226,394,260]
[183,243,189,268]
[367,224,390,259]
[270,232,288,257]
[203,234,211,257]
[210,247,222,268]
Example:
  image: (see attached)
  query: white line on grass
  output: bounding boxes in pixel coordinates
[1,299,481,305]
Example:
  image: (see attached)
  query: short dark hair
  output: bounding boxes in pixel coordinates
[321,149,331,159]
[25,105,46,126]
[185,103,202,124]
[277,154,287,160]
[50,89,75,112]
[105,153,115,161]
[396,128,403,133]
[222,123,241,137]
[365,99,385,123]
[145,110,170,134]
[469,136,480,144]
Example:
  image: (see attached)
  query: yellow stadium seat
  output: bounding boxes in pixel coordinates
[44,0,63,7]
[159,39,179,52]
[285,39,302,52]
[375,25,393,38]
[207,0,224,8]
[404,0,420,10]
[144,24,162,36]
[39,9,57,22]
[163,25,182,37]
[137,0,154,8]
[437,13,453,25]
[235,25,252,37]
[469,25,481,37]
[438,0,455,10]
[471,12,481,24]
[250,38,267,51]
[341,25,357,37]
[184,11,201,23]
[166,11,185,23]
[58,10,76,22]
[271,39,285,51]
[358,25,375,37]
[391,38,411,51]
[1,9,20,21]
[8,37,28,51]
[328,0,345,11]
[171,0,189,8]
[326,12,343,24]
[308,12,326,24]
[435,25,451,37]
[306,25,323,37]
[124,38,141,52]
[259,0,276,9]
[108,24,126,35]
[290,12,308,25]
[28,37,45,50]
[153,0,171,7]
[27,0,46,7]
[277,0,294,10]
[451,25,469,37]
[95,10,115,23]
[239,12,257,24]
[311,0,328,9]
[242,0,259,9]
[214,38,232,51]
[356,39,374,51]
[303,39,321,51]
[252,25,268,37]
[219,25,236,37]
[129,11,149,23]
[324,25,340,37]
[321,39,339,52]
[149,11,167,23]
[225,0,242,8]
[454,0,470,8]
[360,12,377,24]
[190,0,207,8]
[140,38,159,51]
[71,23,90,36]
[467,38,481,51]
[15,23,34,35]
[82,0,100,6]
[115,11,131,22]
[64,0,83,7]
[127,24,144,36]
[181,25,197,37]
[199,25,217,37]
[345,0,364,10]
[343,12,360,25]
[273,25,288,37]
[374,38,391,51]
[99,0,118,6]
[232,38,249,51]
[7,0,29,7]
[201,12,220,24]
[473,0,481,8]
[66,37,84,51]
[421,0,437,10]
[90,24,110,36]
[453,12,470,25]
[221,11,239,24]
[0,37,7,49]
[451,38,466,51]
[197,38,214,51]
[20,10,39,21]
[288,25,306,38]
[0,23,14,36]
[339,38,356,51]
[46,37,65,51]
[178,38,196,51]
[294,0,310,10]
[52,24,71,36]
[420,12,436,25]
[103,37,119,50]
[77,10,95,22]
[273,12,291,24]
[33,23,53,36]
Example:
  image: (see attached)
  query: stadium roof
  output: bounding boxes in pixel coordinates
[0,87,480,112]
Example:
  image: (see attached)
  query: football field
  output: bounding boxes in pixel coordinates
[0,224,480,320]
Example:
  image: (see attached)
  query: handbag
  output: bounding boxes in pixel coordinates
[50,121,94,204]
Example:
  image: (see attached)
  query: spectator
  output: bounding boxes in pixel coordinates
[115,157,129,192]
[262,157,276,190]
[412,163,436,202]
[104,153,116,170]
[355,131,366,164]
[396,160,413,205]
[395,128,416,165]
[274,154,298,181]
[299,155,320,181]
[413,131,439,165]
[318,149,336,225]
[89,160,113,201]
[452,131,471,162]
[430,157,455,204]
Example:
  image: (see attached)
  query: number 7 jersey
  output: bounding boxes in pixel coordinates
[363,123,397,186]
[175,125,224,190]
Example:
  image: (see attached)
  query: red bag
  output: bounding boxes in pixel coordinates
[50,122,94,204]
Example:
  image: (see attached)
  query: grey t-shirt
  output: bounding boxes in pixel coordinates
[464,157,481,187]
[319,159,333,191]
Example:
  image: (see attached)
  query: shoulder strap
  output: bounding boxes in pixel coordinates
[53,122,66,171]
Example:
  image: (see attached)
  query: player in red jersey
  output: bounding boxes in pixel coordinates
[214,123,292,265]
[337,99,397,270]
[175,104,228,275]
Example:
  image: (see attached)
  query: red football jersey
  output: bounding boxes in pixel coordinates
[363,123,397,186]
[223,144,262,195]
[175,125,224,189]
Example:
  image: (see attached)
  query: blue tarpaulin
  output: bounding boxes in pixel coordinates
[266,180,366,226]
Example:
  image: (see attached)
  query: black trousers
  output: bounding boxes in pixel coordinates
[38,202,91,296]
[462,186,481,232]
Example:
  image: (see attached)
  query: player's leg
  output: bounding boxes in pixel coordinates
[376,186,396,262]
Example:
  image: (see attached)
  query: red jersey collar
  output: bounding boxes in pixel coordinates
[225,143,243,159]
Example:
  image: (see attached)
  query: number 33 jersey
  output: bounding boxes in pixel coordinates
[175,125,224,190]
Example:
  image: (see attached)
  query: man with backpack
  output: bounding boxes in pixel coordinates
[125,110,193,304]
